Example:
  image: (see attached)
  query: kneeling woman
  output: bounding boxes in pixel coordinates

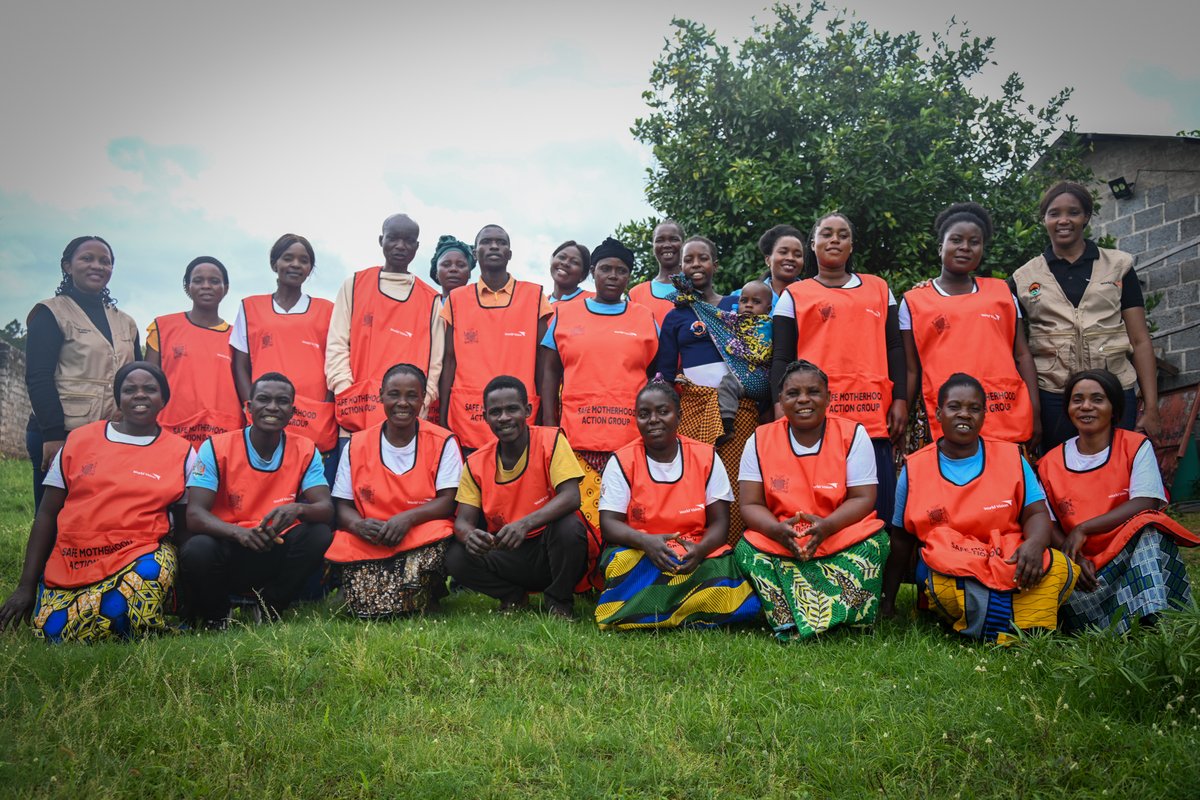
[325,364,462,616]
[886,373,1076,643]
[0,363,194,642]
[736,360,889,641]
[1040,369,1197,634]
[594,381,761,629]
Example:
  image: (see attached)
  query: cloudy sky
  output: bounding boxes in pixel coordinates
[2,0,1197,331]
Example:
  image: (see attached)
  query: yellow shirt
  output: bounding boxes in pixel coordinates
[438,275,553,325]
[456,431,583,508]
[145,317,230,352]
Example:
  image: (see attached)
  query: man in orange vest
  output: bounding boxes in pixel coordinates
[180,372,334,626]
[438,224,553,450]
[326,213,446,436]
[445,375,591,619]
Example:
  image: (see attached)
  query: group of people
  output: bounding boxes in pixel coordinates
[2,180,1196,645]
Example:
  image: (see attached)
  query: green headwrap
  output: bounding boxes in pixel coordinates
[429,234,475,285]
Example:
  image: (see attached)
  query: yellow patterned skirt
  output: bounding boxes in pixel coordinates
[33,543,177,643]
[677,383,758,544]
[574,450,610,532]
[918,548,1077,644]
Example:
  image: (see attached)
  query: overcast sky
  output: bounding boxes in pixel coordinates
[2,0,1197,331]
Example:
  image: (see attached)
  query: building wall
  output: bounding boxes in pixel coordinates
[0,341,31,459]
[1084,138,1200,390]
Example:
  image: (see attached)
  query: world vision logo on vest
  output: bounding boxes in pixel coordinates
[131,470,162,481]
[983,499,1014,512]
[819,304,836,322]
[933,315,950,334]
[926,505,949,525]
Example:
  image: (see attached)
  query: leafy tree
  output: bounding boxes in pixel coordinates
[0,319,25,349]
[618,1,1092,292]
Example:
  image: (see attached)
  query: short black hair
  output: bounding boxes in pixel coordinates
[936,373,985,407]
[778,359,828,392]
[183,256,230,290]
[483,374,528,406]
[475,224,509,246]
[757,224,805,257]
[1063,368,1125,423]
[682,235,718,261]
[269,233,316,268]
[553,240,591,274]
[636,379,681,414]
[934,202,994,244]
[381,363,428,394]
[251,371,296,398]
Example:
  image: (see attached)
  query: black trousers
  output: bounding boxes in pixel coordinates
[178,522,333,622]
[445,515,587,606]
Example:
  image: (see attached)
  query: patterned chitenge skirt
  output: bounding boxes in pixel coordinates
[337,540,448,618]
[677,383,758,544]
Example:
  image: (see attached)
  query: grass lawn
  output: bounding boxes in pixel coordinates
[1,456,1198,799]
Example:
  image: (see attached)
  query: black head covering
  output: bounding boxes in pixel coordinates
[590,237,635,271]
[113,360,170,406]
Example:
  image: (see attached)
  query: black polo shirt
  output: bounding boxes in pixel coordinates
[1008,240,1144,312]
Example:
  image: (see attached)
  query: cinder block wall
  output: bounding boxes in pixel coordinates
[0,341,31,459]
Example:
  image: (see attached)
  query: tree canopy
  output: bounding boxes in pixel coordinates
[618,1,1091,292]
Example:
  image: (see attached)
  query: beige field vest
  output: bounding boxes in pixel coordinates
[1011,248,1138,392]
[29,295,139,431]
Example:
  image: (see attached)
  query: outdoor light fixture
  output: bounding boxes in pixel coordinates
[1108,177,1134,199]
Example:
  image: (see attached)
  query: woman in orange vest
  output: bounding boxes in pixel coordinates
[25,236,140,511]
[885,373,1077,643]
[539,237,659,529]
[146,256,243,447]
[231,234,337,475]
[594,381,761,629]
[771,212,907,525]
[547,240,593,304]
[1040,369,1197,634]
[628,219,685,327]
[734,360,889,641]
[325,364,463,617]
[426,234,476,426]
[0,362,194,642]
[901,204,1039,448]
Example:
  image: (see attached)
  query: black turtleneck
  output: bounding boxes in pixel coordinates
[25,284,141,440]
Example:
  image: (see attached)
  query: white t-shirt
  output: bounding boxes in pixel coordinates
[897,278,1022,331]
[737,424,877,485]
[332,432,463,501]
[772,273,897,320]
[229,294,313,353]
[598,445,734,514]
[1046,437,1166,521]
[43,424,198,505]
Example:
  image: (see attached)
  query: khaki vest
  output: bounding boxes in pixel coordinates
[30,295,139,431]
[1011,248,1138,393]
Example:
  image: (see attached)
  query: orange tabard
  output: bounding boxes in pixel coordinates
[154,312,244,447]
[905,279,1033,442]
[553,300,658,452]
[786,275,894,438]
[465,426,601,591]
[325,421,458,562]
[446,280,544,449]
[335,268,441,433]
[629,281,676,328]
[1039,430,1200,568]
[613,435,729,558]
[742,416,882,559]
[242,294,337,451]
[45,421,191,588]
[903,438,1049,590]
[207,429,317,528]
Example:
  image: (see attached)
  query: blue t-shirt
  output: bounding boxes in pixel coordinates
[891,443,1045,528]
[188,429,327,494]
[541,298,658,349]
[548,287,587,304]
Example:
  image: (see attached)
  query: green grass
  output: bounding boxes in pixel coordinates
[1,458,1198,799]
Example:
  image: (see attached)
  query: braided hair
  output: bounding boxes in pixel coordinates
[57,236,117,308]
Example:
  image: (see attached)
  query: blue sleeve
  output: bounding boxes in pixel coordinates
[1021,457,1045,507]
[301,445,329,492]
[657,311,681,384]
[891,465,908,528]
[728,288,741,312]
[186,440,220,492]
[540,313,558,350]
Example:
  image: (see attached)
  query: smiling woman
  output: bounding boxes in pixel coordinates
[24,236,141,511]
[0,362,194,642]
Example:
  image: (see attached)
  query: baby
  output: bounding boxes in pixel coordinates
[716,280,774,444]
